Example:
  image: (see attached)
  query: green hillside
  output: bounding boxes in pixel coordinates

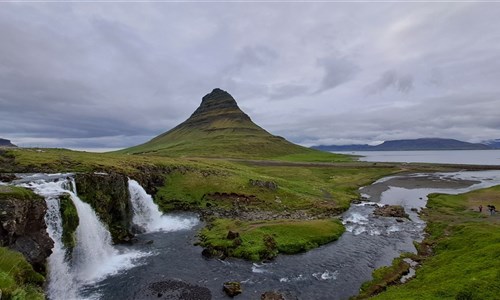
[120,88,348,161]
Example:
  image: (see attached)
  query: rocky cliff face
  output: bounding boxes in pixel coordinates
[0,186,53,273]
[75,172,134,243]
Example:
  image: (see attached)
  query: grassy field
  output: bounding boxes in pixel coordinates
[356,185,500,299]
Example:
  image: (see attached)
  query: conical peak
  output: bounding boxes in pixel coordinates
[196,88,239,112]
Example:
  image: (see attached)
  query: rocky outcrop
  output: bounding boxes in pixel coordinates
[223,281,242,297]
[134,279,212,300]
[374,205,409,218]
[0,186,53,273]
[249,179,278,191]
[75,172,134,243]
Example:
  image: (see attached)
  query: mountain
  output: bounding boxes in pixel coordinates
[0,138,17,148]
[483,139,500,149]
[121,88,325,159]
[313,138,493,151]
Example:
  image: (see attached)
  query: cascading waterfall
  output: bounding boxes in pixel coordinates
[128,179,199,233]
[23,177,146,300]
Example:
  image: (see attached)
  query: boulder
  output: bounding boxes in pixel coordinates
[373,205,409,218]
[223,282,242,297]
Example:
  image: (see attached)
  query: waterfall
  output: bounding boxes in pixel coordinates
[23,177,146,300]
[128,179,199,233]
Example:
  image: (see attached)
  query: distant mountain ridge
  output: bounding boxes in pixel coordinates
[483,139,500,149]
[313,138,493,151]
[0,138,17,148]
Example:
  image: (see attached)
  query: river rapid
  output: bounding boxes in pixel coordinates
[74,170,500,300]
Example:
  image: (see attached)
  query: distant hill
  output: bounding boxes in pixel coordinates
[0,138,17,148]
[483,139,500,149]
[120,88,335,159]
[313,138,493,151]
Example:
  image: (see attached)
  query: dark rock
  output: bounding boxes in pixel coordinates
[226,230,240,240]
[201,247,226,260]
[373,205,409,219]
[410,208,418,212]
[0,186,53,273]
[134,279,211,300]
[0,173,17,183]
[223,281,242,297]
[396,218,404,223]
[249,179,278,191]
[145,240,154,245]
[261,291,285,300]
[75,172,134,243]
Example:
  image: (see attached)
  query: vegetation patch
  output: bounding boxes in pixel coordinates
[358,185,500,300]
[0,247,45,300]
[59,193,79,252]
[200,218,345,261]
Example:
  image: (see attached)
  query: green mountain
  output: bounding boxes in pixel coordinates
[121,88,331,159]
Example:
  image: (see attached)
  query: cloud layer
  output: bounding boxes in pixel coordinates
[1,3,499,149]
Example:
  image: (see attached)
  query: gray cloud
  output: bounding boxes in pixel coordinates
[0,3,499,149]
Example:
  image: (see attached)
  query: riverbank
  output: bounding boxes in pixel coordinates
[356,184,500,299]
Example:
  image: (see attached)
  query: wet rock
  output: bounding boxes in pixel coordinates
[396,218,404,223]
[0,173,17,183]
[410,208,418,212]
[223,281,242,297]
[261,291,285,300]
[0,186,53,273]
[249,179,278,191]
[134,279,211,300]
[373,205,409,219]
[75,172,134,243]
[261,291,298,300]
[201,247,226,260]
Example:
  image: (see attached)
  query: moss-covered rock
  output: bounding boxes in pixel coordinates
[59,193,79,252]
[75,173,133,243]
[0,186,53,274]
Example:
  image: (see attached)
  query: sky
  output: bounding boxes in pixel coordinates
[1,2,500,151]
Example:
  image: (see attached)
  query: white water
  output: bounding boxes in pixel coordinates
[128,179,199,233]
[22,178,147,300]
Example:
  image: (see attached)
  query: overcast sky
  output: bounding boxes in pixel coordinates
[1,2,500,150]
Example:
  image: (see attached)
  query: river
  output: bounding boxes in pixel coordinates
[79,171,500,300]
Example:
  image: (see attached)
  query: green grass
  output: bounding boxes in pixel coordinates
[200,218,345,261]
[0,248,45,300]
[0,186,42,201]
[362,185,500,300]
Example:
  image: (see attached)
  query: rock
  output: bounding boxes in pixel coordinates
[261,291,285,300]
[249,179,278,191]
[226,230,240,240]
[410,208,418,212]
[0,173,17,183]
[135,279,211,300]
[373,205,409,219]
[223,281,242,297]
[396,218,404,223]
[75,172,134,243]
[0,186,53,273]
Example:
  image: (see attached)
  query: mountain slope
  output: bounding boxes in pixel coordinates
[313,138,492,151]
[121,89,338,160]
